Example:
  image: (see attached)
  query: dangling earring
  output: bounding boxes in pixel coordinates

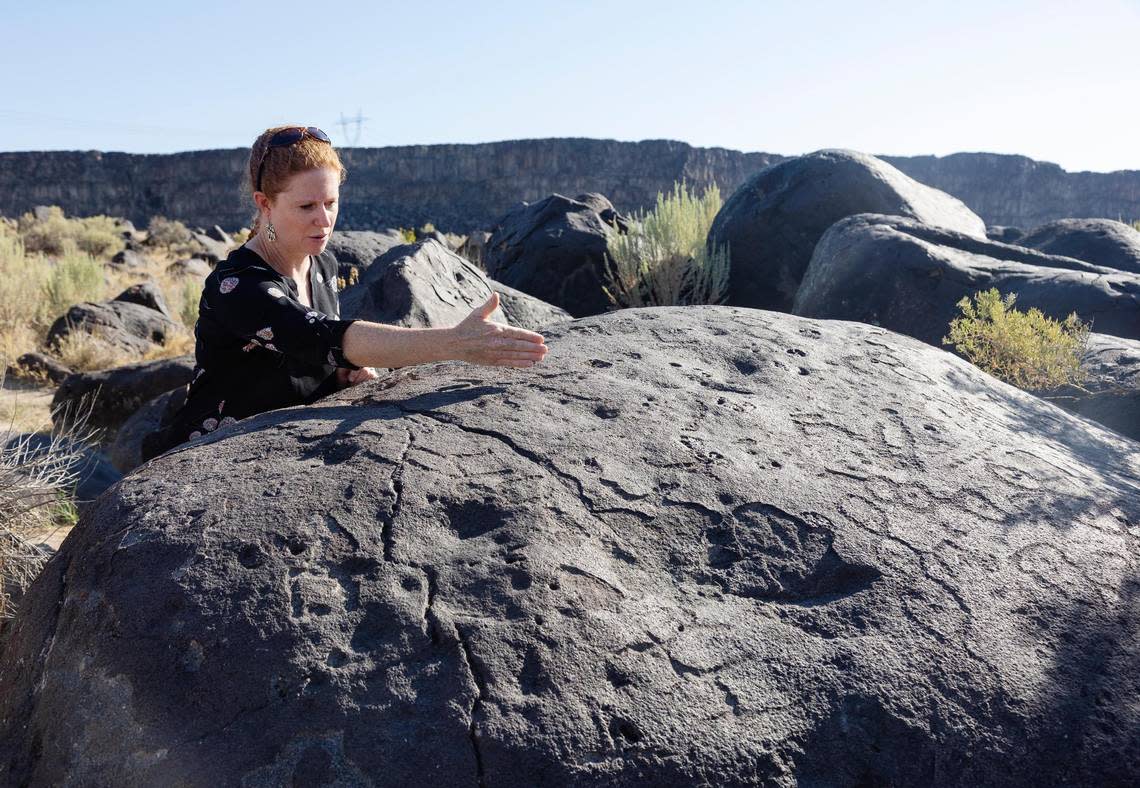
[266,221,277,242]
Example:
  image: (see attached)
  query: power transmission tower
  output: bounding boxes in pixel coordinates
[337,110,368,146]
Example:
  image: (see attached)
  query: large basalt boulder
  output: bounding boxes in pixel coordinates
[1018,218,1140,274]
[1043,332,1140,441]
[707,149,987,311]
[485,193,628,317]
[2,308,1137,786]
[488,279,572,331]
[108,385,188,474]
[51,355,195,438]
[326,230,407,282]
[45,286,179,355]
[340,239,509,328]
[792,214,1140,343]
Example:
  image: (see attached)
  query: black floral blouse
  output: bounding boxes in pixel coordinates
[145,245,359,457]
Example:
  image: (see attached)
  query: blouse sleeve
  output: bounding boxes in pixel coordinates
[204,269,360,370]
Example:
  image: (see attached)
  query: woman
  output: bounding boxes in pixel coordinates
[144,125,548,458]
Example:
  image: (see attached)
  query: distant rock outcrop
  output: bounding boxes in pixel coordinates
[792,214,1140,343]
[708,150,987,311]
[2,307,1137,786]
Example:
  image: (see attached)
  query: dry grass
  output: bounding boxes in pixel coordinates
[1,372,95,619]
[1,207,214,375]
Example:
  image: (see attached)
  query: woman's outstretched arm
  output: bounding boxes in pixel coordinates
[341,292,549,370]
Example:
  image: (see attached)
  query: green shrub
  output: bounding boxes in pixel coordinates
[397,227,416,244]
[180,279,202,329]
[603,182,729,308]
[942,288,1090,391]
[146,215,193,247]
[17,207,123,259]
[43,251,105,322]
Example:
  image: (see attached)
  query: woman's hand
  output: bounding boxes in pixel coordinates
[336,365,381,388]
[451,292,548,368]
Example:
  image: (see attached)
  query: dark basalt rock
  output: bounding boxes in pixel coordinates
[113,282,173,320]
[488,279,572,331]
[986,225,1025,244]
[485,193,628,317]
[326,230,406,282]
[6,352,71,384]
[45,297,178,357]
[340,239,509,328]
[707,149,987,311]
[1042,332,1140,441]
[792,213,1140,343]
[2,307,1137,786]
[50,355,195,438]
[108,386,188,474]
[1018,218,1140,274]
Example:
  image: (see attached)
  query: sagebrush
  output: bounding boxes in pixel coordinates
[603,182,729,308]
[943,288,1090,391]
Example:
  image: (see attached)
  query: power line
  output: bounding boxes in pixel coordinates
[337,110,368,146]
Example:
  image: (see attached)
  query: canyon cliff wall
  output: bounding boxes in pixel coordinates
[1,140,1137,232]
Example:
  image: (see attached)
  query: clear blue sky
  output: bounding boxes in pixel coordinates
[3,0,1137,172]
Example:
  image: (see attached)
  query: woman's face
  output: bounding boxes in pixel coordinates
[264,167,340,257]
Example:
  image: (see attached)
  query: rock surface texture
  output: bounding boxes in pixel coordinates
[326,230,408,281]
[488,280,573,331]
[340,240,508,328]
[45,287,178,356]
[1018,218,1140,274]
[2,307,1138,786]
[707,149,988,311]
[793,214,1140,343]
[485,193,627,317]
[50,355,195,437]
[1045,332,1140,442]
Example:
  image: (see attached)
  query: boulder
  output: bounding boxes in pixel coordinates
[488,279,572,331]
[113,282,173,320]
[326,230,406,282]
[2,307,1137,786]
[792,214,1140,343]
[340,239,509,328]
[205,225,232,245]
[985,225,1024,244]
[45,300,177,357]
[166,258,213,278]
[1041,332,1140,441]
[108,386,188,474]
[706,149,987,311]
[485,193,629,317]
[1018,218,1140,274]
[188,229,231,264]
[109,248,148,269]
[51,355,195,438]
[5,352,70,385]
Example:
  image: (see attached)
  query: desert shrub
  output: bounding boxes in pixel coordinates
[397,227,417,244]
[42,251,105,323]
[179,279,202,329]
[603,182,729,308]
[943,288,1090,391]
[231,227,251,246]
[146,215,194,248]
[1,377,95,619]
[17,206,122,259]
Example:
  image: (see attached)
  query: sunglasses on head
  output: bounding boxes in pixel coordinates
[254,126,332,192]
